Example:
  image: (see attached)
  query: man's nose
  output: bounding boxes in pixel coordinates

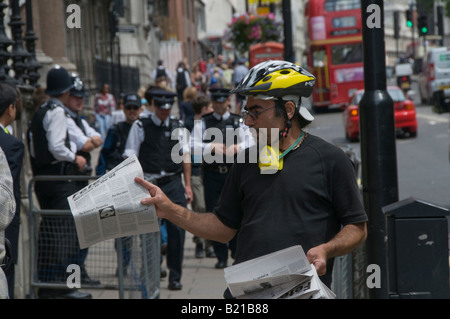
[244,115,255,127]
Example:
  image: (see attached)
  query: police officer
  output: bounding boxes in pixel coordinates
[64,74,103,285]
[96,92,141,176]
[123,88,192,291]
[28,65,91,299]
[65,74,103,182]
[96,92,142,277]
[191,87,254,269]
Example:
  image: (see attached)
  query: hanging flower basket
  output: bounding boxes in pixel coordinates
[223,13,283,54]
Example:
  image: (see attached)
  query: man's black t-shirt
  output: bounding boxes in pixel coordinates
[213,134,367,286]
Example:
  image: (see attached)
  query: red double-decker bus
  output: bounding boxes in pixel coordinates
[305,0,364,111]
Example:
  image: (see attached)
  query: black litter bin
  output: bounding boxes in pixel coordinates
[383,197,450,299]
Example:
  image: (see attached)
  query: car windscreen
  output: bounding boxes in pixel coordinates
[387,88,405,102]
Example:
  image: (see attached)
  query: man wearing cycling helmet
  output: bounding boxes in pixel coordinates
[135,60,367,296]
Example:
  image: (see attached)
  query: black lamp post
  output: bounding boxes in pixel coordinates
[24,0,41,86]
[0,0,14,82]
[9,0,30,84]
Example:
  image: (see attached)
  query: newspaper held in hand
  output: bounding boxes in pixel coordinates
[224,245,336,299]
[67,154,159,249]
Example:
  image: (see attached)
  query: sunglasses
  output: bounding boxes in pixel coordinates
[241,106,276,120]
[125,105,141,111]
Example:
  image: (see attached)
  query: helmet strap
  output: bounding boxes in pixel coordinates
[277,99,292,141]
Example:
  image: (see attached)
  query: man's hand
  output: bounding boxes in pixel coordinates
[74,155,87,170]
[184,184,193,205]
[306,222,367,277]
[211,143,226,155]
[226,144,239,156]
[306,244,328,276]
[135,176,177,219]
[91,136,103,148]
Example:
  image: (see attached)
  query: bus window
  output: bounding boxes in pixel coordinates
[331,43,363,65]
[313,49,327,68]
[325,0,360,11]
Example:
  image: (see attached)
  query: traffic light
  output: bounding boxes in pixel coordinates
[406,9,412,28]
[109,10,119,36]
[418,14,428,36]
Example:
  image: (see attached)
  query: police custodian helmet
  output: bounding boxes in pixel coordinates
[45,65,73,96]
[70,74,86,98]
[230,60,316,121]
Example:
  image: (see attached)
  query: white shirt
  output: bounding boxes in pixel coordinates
[191,111,255,164]
[109,109,126,126]
[30,98,77,162]
[64,107,102,151]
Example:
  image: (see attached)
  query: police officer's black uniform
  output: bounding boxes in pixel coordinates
[200,87,244,269]
[124,89,190,291]
[95,94,139,176]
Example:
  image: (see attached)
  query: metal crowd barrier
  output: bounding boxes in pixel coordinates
[28,175,160,299]
[331,144,369,299]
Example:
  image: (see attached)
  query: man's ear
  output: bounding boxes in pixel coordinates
[7,104,14,115]
[285,101,296,120]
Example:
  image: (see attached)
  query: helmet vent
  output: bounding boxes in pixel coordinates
[262,76,272,82]
[280,70,290,75]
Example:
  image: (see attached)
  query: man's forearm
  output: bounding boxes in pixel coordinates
[322,222,367,259]
[167,205,236,243]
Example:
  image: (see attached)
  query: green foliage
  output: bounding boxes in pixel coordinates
[223,13,282,54]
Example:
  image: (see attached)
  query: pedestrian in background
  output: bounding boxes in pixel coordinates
[94,83,116,140]
[109,94,126,126]
[0,82,24,299]
[232,58,249,114]
[174,61,191,107]
[0,146,15,299]
[152,59,172,87]
[179,86,197,125]
[191,62,206,94]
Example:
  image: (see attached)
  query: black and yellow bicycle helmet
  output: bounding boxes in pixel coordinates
[231,60,316,122]
[230,60,316,98]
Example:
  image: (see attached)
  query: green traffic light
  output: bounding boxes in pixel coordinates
[407,21,412,27]
[421,27,428,34]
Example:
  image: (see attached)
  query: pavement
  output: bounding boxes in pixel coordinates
[85,231,228,299]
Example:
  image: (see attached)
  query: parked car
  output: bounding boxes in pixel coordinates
[343,86,418,142]
[417,46,450,112]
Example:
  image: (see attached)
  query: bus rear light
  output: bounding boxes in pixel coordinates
[350,109,358,117]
